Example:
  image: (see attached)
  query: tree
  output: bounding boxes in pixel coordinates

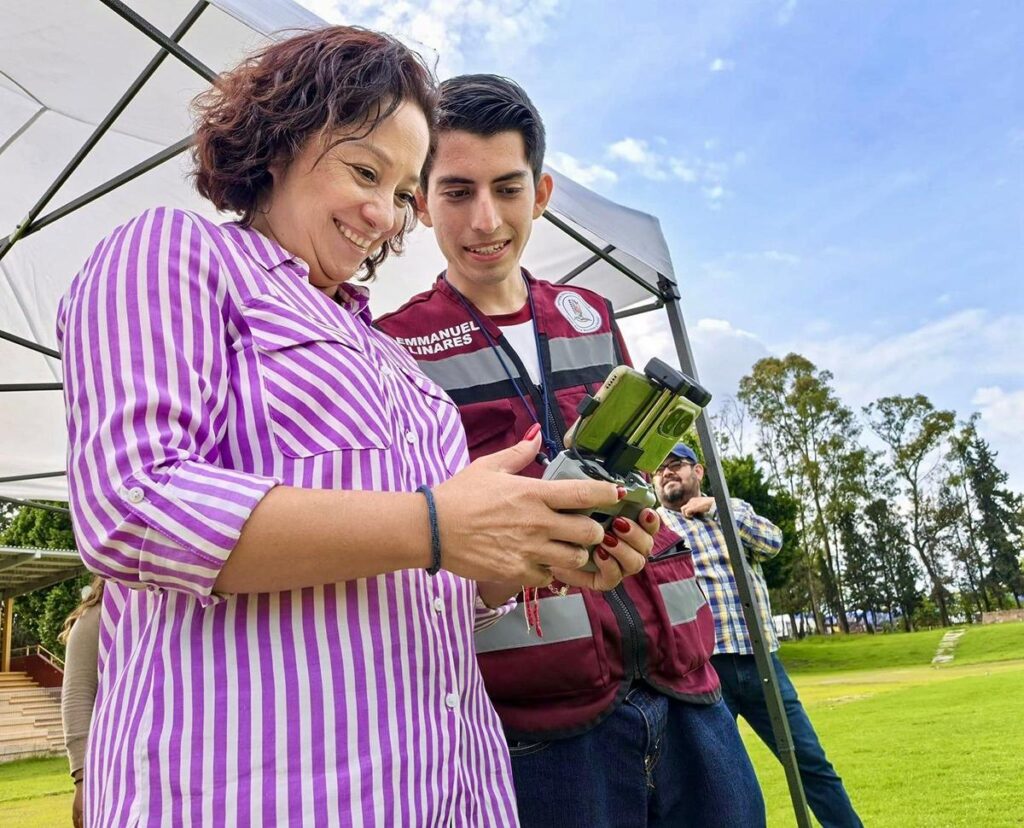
[957,421,1024,607]
[864,394,956,626]
[710,396,750,458]
[719,453,808,636]
[739,354,863,633]
[0,505,88,658]
[862,496,922,631]
[945,420,993,612]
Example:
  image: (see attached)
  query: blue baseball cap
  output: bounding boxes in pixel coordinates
[667,444,699,464]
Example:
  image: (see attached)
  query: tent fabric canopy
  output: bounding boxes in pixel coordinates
[0,0,676,505]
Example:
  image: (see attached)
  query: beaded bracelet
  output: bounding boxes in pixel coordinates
[416,485,442,576]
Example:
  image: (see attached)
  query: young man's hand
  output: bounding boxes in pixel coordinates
[682,496,716,518]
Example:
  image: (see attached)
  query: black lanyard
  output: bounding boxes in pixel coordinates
[444,272,560,459]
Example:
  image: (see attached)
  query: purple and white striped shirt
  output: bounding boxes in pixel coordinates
[57,207,519,827]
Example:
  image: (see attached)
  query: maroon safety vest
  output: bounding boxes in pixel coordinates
[377,272,720,738]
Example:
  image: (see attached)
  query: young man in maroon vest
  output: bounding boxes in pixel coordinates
[376,75,764,827]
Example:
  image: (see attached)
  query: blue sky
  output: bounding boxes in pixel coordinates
[303,0,1023,486]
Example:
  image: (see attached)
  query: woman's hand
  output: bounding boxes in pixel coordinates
[434,429,621,587]
[72,780,84,828]
[552,508,659,592]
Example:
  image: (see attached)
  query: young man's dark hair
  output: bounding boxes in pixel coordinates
[420,74,546,189]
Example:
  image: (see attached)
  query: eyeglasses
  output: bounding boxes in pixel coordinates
[656,458,694,475]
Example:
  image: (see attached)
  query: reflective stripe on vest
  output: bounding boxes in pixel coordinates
[547,332,615,375]
[659,579,707,626]
[419,347,513,391]
[417,331,615,394]
[475,593,592,653]
[476,580,705,655]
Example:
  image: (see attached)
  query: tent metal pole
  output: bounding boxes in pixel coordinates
[0,330,60,360]
[614,300,664,320]
[658,275,811,827]
[542,211,664,299]
[1,137,194,248]
[95,0,217,83]
[0,384,62,392]
[0,472,66,485]
[557,245,615,284]
[0,496,70,516]
[0,1,210,263]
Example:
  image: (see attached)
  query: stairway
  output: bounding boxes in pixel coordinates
[0,671,65,762]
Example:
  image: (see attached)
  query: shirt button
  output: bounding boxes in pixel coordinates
[127,487,145,504]
[381,365,392,377]
[433,597,444,613]
[445,692,458,709]
[405,431,416,444]
[293,257,307,270]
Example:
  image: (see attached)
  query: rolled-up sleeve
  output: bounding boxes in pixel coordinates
[57,208,278,602]
[474,591,518,632]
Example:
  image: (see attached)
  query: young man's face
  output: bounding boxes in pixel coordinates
[418,129,553,293]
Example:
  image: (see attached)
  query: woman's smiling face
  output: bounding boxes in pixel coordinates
[253,101,430,295]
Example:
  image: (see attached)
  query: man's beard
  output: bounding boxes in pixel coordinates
[659,479,698,509]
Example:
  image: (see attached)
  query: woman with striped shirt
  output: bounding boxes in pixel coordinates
[57,26,653,827]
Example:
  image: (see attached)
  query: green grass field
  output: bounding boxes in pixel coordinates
[747,621,1024,827]
[0,756,72,827]
[2,622,1022,826]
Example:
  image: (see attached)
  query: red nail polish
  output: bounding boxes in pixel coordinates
[603,533,619,548]
[524,423,541,441]
[643,510,657,524]
[596,547,610,560]
[616,486,627,501]
[613,517,630,534]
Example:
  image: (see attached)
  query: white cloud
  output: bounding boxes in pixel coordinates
[298,0,564,76]
[782,310,1024,408]
[616,315,770,407]
[709,57,735,72]
[702,184,727,207]
[763,250,801,265]
[777,0,798,26]
[698,248,802,281]
[607,137,667,180]
[669,159,698,182]
[546,151,618,189]
[604,136,739,207]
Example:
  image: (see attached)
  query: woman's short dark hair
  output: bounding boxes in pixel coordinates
[422,74,546,190]
[192,26,437,278]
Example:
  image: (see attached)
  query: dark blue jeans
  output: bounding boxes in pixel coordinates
[507,684,765,828]
[712,653,863,828]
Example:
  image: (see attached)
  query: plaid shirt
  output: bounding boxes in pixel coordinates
[659,499,783,655]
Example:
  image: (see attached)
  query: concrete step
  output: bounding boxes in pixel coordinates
[0,671,35,683]
[0,672,65,765]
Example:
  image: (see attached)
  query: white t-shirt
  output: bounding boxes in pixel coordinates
[492,304,541,386]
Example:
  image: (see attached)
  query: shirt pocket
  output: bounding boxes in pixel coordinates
[390,357,469,477]
[241,296,392,457]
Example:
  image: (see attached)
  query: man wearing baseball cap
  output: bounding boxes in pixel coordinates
[654,444,862,828]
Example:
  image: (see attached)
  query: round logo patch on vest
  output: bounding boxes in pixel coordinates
[555,291,602,333]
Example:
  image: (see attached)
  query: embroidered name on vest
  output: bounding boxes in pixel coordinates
[393,321,481,355]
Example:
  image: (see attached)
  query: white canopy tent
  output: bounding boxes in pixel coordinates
[0,2,809,819]
[0,0,674,504]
